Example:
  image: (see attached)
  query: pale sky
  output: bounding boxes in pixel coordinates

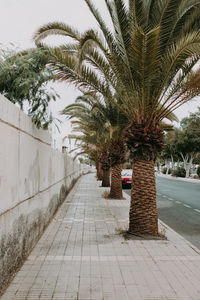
[0,0,199,137]
[0,0,110,138]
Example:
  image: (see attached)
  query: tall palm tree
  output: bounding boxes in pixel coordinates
[34,0,200,236]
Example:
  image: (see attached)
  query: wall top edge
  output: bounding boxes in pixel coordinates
[0,94,51,145]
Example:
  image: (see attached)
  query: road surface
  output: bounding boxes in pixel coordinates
[124,175,200,249]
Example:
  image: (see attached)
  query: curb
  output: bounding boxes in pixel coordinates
[157,172,200,184]
[159,219,200,254]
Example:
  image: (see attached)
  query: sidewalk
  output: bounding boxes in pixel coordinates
[1,173,200,300]
[157,172,200,183]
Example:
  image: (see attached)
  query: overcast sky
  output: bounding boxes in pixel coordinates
[1,0,199,136]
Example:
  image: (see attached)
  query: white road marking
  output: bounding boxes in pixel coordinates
[194,209,200,213]
[162,195,167,198]
[168,198,174,201]
[183,204,191,208]
[176,201,181,204]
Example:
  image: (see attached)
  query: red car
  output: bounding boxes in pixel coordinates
[121,169,132,188]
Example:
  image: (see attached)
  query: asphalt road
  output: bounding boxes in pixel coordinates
[124,175,200,249]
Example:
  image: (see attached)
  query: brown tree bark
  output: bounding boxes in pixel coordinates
[102,169,110,187]
[109,164,123,199]
[129,159,158,236]
[96,162,103,180]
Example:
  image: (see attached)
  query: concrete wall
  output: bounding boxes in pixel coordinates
[0,94,89,292]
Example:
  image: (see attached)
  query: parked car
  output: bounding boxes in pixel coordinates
[121,169,132,189]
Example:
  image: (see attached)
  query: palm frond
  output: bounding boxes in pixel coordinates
[34,22,81,45]
[132,0,147,29]
[84,0,117,53]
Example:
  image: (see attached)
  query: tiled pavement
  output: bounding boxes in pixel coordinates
[1,173,200,300]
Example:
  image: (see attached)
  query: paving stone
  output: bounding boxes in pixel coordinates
[1,173,200,300]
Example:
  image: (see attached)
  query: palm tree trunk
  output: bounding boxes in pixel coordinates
[96,162,103,180]
[129,159,158,236]
[96,161,98,175]
[102,169,110,187]
[109,164,123,199]
[99,164,103,180]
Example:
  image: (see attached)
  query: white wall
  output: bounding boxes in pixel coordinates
[0,94,90,292]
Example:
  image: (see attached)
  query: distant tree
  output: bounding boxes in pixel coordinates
[160,129,181,172]
[0,47,59,129]
[174,110,200,177]
[193,153,200,165]
[181,107,200,134]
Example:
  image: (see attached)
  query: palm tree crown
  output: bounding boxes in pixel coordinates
[34,0,200,119]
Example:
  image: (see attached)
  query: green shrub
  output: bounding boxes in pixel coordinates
[197,165,200,178]
[172,167,186,178]
[162,167,171,174]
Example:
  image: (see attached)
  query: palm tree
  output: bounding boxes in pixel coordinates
[93,96,127,198]
[34,0,200,236]
[63,93,128,198]
[63,94,112,187]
